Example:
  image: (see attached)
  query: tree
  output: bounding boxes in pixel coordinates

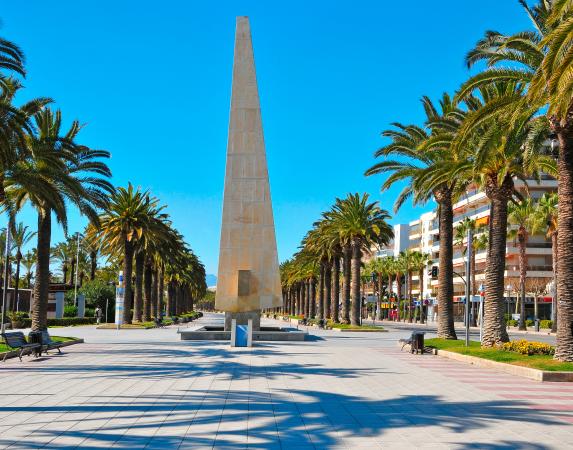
[366,94,469,338]
[327,193,393,326]
[534,192,558,331]
[9,108,112,331]
[87,184,156,324]
[508,198,538,330]
[9,221,34,312]
[410,251,432,323]
[21,249,35,290]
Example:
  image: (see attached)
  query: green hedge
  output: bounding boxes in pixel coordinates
[11,317,97,329]
[540,320,553,329]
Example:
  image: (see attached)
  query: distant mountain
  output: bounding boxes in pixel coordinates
[206,274,217,287]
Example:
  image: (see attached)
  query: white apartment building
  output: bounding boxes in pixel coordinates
[370,177,557,320]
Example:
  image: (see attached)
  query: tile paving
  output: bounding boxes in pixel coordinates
[0,314,572,449]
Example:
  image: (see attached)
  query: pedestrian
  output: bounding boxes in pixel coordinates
[95,306,103,324]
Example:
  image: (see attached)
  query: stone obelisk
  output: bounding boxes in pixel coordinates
[216,17,283,330]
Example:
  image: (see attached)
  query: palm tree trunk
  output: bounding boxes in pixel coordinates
[555,126,573,361]
[31,209,51,331]
[471,247,477,326]
[300,282,306,317]
[62,265,68,285]
[376,272,383,320]
[482,178,511,346]
[70,259,76,288]
[350,238,362,326]
[305,279,310,318]
[318,264,325,320]
[166,281,173,316]
[151,268,158,318]
[388,274,393,320]
[396,274,402,321]
[143,260,152,321]
[122,239,134,324]
[436,191,457,339]
[133,253,144,322]
[419,269,425,324]
[324,263,332,320]
[408,271,413,323]
[551,232,558,333]
[310,278,316,319]
[341,246,351,324]
[331,258,340,323]
[518,231,527,331]
[157,264,164,318]
[90,251,97,280]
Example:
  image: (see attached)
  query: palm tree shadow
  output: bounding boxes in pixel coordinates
[0,389,566,449]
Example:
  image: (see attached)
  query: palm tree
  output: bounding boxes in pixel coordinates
[8,108,112,331]
[460,1,573,359]
[453,81,556,346]
[10,221,35,312]
[508,198,538,330]
[410,251,432,324]
[51,241,71,284]
[327,193,393,326]
[534,192,558,331]
[455,218,487,326]
[399,250,417,323]
[366,94,468,338]
[88,184,157,324]
[528,3,573,360]
[21,249,35,290]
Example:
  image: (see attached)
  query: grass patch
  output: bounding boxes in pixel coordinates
[0,335,78,353]
[425,338,573,372]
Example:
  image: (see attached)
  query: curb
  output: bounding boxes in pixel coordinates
[433,348,573,382]
[331,328,388,333]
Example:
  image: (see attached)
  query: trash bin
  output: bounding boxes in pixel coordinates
[411,331,425,354]
[535,319,540,332]
[27,331,43,357]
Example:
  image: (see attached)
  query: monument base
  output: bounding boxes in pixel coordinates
[225,311,260,331]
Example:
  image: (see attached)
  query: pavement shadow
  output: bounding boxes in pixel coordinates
[0,391,565,449]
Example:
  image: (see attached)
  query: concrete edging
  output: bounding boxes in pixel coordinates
[434,348,573,382]
[331,328,387,333]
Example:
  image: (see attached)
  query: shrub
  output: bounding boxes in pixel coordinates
[506,319,518,327]
[500,339,555,356]
[8,311,29,320]
[526,319,534,327]
[47,317,97,327]
[539,320,553,329]
[64,305,78,318]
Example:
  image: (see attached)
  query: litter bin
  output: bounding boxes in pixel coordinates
[27,331,43,357]
[411,331,425,354]
[535,319,540,332]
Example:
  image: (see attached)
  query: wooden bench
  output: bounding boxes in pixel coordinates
[1,332,41,362]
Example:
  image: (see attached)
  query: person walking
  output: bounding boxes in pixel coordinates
[95,306,103,325]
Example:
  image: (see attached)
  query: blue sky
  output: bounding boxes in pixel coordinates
[2,1,532,275]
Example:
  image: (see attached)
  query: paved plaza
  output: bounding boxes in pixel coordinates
[0,314,572,449]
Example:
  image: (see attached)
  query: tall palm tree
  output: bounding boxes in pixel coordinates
[8,108,112,330]
[453,81,556,346]
[366,94,468,338]
[459,0,573,359]
[400,250,417,323]
[534,192,558,331]
[21,249,35,290]
[10,221,35,312]
[88,184,157,324]
[327,193,393,326]
[410,251,432,324]
[508,198,538,330]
